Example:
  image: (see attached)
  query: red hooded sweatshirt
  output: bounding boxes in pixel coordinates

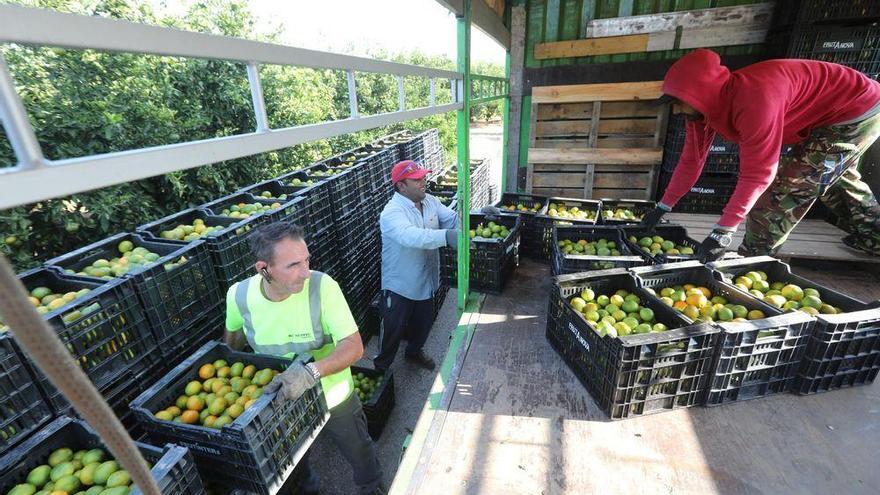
[660,49,880,229]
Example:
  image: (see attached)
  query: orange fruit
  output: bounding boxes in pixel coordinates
[165,406,181,417]
[672,301,688,311]
[186,396,205,412]
[198,364,216,380]
[180,410,199,424]
[686,294,708,308]
[697,287,711,298]
[683,305,700,320]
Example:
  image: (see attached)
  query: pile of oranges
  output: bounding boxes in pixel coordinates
[646,284,765,323]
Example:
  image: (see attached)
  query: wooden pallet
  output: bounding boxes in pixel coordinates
[526,81,667,200]
[668,213,880,264]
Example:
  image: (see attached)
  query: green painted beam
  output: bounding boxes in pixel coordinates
[501,51,511,195]
[456,0,472,312]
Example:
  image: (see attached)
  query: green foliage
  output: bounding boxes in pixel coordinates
[0,0,501,271]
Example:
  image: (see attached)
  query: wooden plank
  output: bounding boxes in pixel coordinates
[595,163,655,173]
[528,147,662,165]
[533,163,594,173]
[666,213,850,236]
[679,24,768,49]
[532,187,583,198]
[532,81,663,104]
[596,137,658,148]
[533,138,591,148]
[534,33,651,59]
[596,118,657,135]
[536,103,593,120]
[532,173,585,188]
[592,188,652,199]
[584,102,601,198]
[600,101,662,118]
[525,98,538,194]
[536,25,766,59]
[593,173,650,189]
[586,3,775,37]
[535,120,591,137]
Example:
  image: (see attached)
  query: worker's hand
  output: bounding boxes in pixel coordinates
[480,205,502,217]
[445,229,460,251]
[700,230,733,264]
[265,362,317,406]
[638,205,669,232]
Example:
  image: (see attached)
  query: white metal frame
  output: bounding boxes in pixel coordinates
[0,5,464,209]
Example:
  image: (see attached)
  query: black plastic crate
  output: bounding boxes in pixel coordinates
[137,208,267,291]
[631,261,815,406]
[307,165,365,217]
[12,268,159,413]
[662,114,739,175]
[533,198,602,260]
[398,129,440,161]
[274,173,335,234]
[548,269,720,420]
[306,227,341,280]
[621,224,701,264]
[440,213,522,294]
[46,232,222,353]
[599,199,657,225]
[774,0,880,26]
[656,172,738,214]
[781,22,880,79]
[158,311,225,367]
[130,342,329,495]
[551,225,653,276]
[708,256,880,395]
[355,143,401,184]
[0,416,205,495]
[0,335,53,457]
[350,366,395,440]
[494,193,547,258]
[495,192,548,216]
[433,283,449,322]
[238,180,297,203]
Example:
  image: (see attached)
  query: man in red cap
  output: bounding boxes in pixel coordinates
[373,160,459,371]
[640,48,880,260]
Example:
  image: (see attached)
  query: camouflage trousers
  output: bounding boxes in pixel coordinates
[740,110,880,257]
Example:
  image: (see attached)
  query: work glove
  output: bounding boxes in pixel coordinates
[638,205,669,232]
[445,229,460,251]
[700,229,733,264]
[480,205,502,216]
[265,362,317,405]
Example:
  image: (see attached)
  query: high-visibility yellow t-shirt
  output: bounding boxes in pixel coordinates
[225,273,357,409]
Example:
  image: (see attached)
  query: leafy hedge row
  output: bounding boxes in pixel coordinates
[1,0,500,271]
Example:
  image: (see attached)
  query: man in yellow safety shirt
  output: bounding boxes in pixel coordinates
[224,221,383,495]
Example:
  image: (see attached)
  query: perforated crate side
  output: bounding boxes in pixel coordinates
[598,199,657,225]
[621,224,701,264]
[47,233,222,349]
[550,269,719,419]
[440,214,521,293]
[0,416,206,495]
[351,366,395,439]
[707,256,880,395]
[551,225,653,276]
[130,342,329,495]
[631,261,815,405]
[0,335,54,457]
[15,268,160,412]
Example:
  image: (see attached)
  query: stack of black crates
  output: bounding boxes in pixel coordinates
[655,114,740,214]
[770,1,880,82]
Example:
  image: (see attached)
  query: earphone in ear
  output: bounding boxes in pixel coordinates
[260,267,273,283]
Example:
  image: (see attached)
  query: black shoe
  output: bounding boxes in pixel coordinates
[404,351,436,370]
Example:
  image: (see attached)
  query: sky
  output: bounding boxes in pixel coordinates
[151,0,506,65]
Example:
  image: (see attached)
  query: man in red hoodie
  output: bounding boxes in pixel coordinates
[640,48,880,261]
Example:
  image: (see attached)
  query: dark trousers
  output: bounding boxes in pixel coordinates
[373,290,434,371]
[300,393,383,494]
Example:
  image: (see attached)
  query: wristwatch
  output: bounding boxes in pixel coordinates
[709,230,733,247]
[305,362,321,381]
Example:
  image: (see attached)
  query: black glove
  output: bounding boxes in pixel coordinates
[638,206,668,232]
[480,205,502,216]
[700,230,733,264]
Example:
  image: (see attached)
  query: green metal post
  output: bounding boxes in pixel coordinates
[500,52,510,195]
[456,0,472,312]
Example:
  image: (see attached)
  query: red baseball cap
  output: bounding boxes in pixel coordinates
[391,160,431,185]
